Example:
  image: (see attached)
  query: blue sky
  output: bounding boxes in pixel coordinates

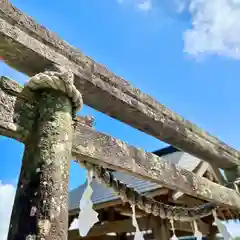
[1,0,240,238]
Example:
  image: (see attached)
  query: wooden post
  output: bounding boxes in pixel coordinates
[161,219,171,240]
[7,90,74,240]
[207,224,217,240]
[152,217,171,240]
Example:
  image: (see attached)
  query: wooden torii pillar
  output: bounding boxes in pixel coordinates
[0,1,240,239]
[7,68,82,240]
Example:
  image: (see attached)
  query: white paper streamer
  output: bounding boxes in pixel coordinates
[193,221,202,240]
[212,210,233,240]
[170,219,178,240]
[69,169,99,237]
[79,184,93,210]
[69,218,78,230]
[78,204,99,236]
[131,204,145,240]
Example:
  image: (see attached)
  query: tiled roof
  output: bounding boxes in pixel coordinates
[69,170,163,211]
[69,146,201,211]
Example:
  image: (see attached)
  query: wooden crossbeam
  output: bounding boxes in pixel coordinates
[172,161,209,200]
[1,77,240,210]
[72,125,240,209]
[0,0,240,169]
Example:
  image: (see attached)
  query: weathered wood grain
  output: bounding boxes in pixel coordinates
[8,90,73,240]
[0,0,240,169]
[72,126,240,209]
[172,161,209,200]
[1,77,240,210]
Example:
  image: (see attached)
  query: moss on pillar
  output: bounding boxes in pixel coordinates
[8,90,73,240]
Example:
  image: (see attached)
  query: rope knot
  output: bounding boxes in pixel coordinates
[24,66,83,114]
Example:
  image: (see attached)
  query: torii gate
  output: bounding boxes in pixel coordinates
[0,1,240,239]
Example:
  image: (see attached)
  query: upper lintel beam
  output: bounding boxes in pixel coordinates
[0,1,240,169]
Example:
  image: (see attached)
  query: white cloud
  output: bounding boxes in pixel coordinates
[0,181,15,240]
[137,0,152,11]
[181,0,240,59]
[116,0,240,59]
[117,0,152,12]
[174,0,189,13]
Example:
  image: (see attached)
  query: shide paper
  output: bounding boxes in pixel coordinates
[170,219,178,240]
[131,204,144,240]
[69,170,99,237]
[212,210,233,240]
[193,220,202,240]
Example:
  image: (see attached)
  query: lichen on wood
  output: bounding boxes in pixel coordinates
[0,0,240,169]
[7,67,82,240]
[1,77,240,210]
[8,90,73,240]
[0,76,36,141]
